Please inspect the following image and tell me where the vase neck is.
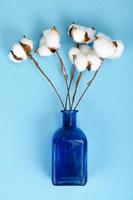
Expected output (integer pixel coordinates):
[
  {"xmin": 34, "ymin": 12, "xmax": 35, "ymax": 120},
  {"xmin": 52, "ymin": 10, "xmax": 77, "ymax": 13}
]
[{"xmin": 62, "ymin": 110, "xmax": 78, "ymax": 129}]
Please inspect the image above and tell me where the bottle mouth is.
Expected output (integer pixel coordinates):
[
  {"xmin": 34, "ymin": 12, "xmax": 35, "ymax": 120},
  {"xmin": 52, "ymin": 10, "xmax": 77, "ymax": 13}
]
[{"xmin": 61, "ymin": 110, "xmax": 78, "ymax": 113}]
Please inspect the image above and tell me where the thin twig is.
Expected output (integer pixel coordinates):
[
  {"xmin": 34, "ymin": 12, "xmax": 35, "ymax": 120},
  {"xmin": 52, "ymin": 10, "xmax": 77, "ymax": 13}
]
[
  {"xmin": 65, "ymin": 43, "xmax": 80, "ymax": 110},
  {"xmin": 65, "ymin": 67, "xmax": 76, "ymax": 109},
  {"xmin": 29, "ymin": 53, "xmax": 65, "ymax": 109},
  {"xmin": 74, "ymin": 67, "xmax": 101, "ymax": 110},
  {"xmin": 71, "ymin": 72, "xmax": 82, "ymax": 110},
  {"xmin": 56, "ymin": 51, "xmax": 71, "ymax": 109}
]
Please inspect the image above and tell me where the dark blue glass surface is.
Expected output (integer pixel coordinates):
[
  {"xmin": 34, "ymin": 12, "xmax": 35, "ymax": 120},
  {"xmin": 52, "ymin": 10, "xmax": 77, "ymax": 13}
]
[{"xmin": 52, "ymin": 110, "xmax": 87, "ymax": 186}]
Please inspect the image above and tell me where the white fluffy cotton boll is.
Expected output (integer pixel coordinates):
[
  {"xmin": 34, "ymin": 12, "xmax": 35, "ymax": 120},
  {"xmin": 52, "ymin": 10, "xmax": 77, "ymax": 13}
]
[
  {"xmin": 72, "ymin": 28, "xmax": 86, "ymax": 43},
  {"xmin": 69, "ymin": 47, "xmax": 80, "ymax": 63},
  {"xmin": 37, "ymin": 44, "xmax": 53, "ymax": 57},
  {"xmin": 87, "ymin": 49, "xmax": 102, "ymax": 71},
  {"xmin": 93, "ymin": 33, "xmax": 116, "ymax": 59},
  {"xmin": 45, "ymin": 27, "xmax": 61, "ymax": 50},
  {"xmin": 20, "ymin": 37, "xmax": 33, "ymax": 51},
  {"xmin": 74, "ymin": 54, "xmax": 88, "ymax": 72},
  {"xmin": 79, "ymin": 44, "xmax": 91, "ymax": 56},
  {"xmin": 68, "ymin": 24, "xmax": 86, "ymax": 43},
  {"xmin": 13, "ymin": 43, "xmax": 27, "ymax": 59},
  {"xmin": 109, "ymin": 40, "xmax": 124, "ymax": 60},
  {"xmin": 69, "ymin": 24, "xmax": 96, "ymax": 43}
]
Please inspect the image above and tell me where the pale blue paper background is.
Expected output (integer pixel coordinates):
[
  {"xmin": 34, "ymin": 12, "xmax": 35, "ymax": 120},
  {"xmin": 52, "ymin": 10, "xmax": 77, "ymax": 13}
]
[{"xmin": 0, "ymin": 0, "xmax": 133, "ymax": 199}]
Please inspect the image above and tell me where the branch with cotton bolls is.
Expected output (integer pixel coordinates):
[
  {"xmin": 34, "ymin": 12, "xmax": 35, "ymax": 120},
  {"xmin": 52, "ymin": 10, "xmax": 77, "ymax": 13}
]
[
  {"xmin": 68, "ymin": 23, "xmax": 124, "ymax": 110},
  {"xmin": 9, "ymin": 36, "xmax": 65, "ymax": 109},
  {"xmin": 8, "ymin": 23, "xmax": 124, "ymax": 111},
  {"xmin": 36, "ymin": 26, "xmax": 71, "ymax": 109}
]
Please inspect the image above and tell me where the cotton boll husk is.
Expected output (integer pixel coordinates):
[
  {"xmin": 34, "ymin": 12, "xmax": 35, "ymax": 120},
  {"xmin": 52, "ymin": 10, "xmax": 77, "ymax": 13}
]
[
  {"xmin": 85, "ymin": 27, "xmax": 96, "ymax": 43},
  {"xmin": 12, "ymin": 43, "xmax": 27, "ymax": 60},
  {"xmin": 68, "ymin": 24, "xmax": 77, "ymax": 36},
  {"xmin": 69, "ymin": 47, "xmax": 80, "ymax": 63},
  {"xmin": 37, "ymin": 44, "xmax": 53, "ymax": 57},
  {"xmin": 8, "ymin": 52, "xmax": 23, "ymax": 63},
  {"xmin": 79, "ymin": 44, "xmax": 91, "ymax": 56},
  {"xmin": 93, "ymin": 35, "xmax": 116, "ymax": 59},
  {"xmin": 45, "ymin": 28, "xmax": 60, "ymax": 49},
  {"xmin": 20, "ymin": 37, "xmax": 33, "ymax": 51},
  {"xmin": 109, "ymin": 40, "xmax": 124, "ymax": 59},
  {"xmin": 74, "ymin": 54, "xmax": 88, "ymax": 72},
  {"xmin": 87, "ymin": 49, "xmax": 102, "ymax": 71}
]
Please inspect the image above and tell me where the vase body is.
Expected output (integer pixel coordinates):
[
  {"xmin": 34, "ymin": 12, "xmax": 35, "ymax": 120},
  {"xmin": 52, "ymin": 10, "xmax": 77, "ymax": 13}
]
[{"xmin": 52, "ymin": 110, "xmax": 87, "ymax": 186}]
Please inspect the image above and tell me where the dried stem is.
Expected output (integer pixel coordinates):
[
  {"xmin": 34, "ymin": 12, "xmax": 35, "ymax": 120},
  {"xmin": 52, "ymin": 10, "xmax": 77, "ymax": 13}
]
[
  {"xmin": 65, "ymin": 43, "xmax": 80, "ymax": 110},
  {"xmin": 74, "ymin": 67, "xmax": 101, "ymax": 110},
  {"xmin": 65, "ymin": 67, "xmax": 76, "ymax": 109},
  {"xmin": 29, "ymin": 53, "xmax": 65, "ymax": 109},
  {"xmin": 56, "ymin": 51, "xmax": 71, "ymax": 109},
  {"xmin": 71, "ymin": 72, "xmax": 82, "ymax": 110}
]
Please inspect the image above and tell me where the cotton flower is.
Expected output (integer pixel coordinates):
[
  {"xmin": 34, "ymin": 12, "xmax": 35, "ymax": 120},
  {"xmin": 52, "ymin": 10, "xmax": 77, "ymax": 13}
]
[
  {"xmin": 69, "ymin": 47, "xmax": 80, "ymax": 63},
  {"xmin": 87, "ymin": 49, "xmax": 103, "ymax": 71},
  {"xmin": 69, "ymin": 44, "xmax": 92, "ymax": 72},
  {"xmin": 9, "ymin": 36, "xmax": 33, "ymax": 63},
  {"xmin": 69, "ymin": 46, "xmax": 88, "ymax": 72},
  {"xmin": 68, "ymin": 23, "xmax": 96, "ymax": 44},
  {"xmin": 20, "ymin": 36, "xmax": 33, "ymax": 52},
  {"xmin": 74, "ymin": 54, "xmax": 88, "ymax": 72},
  {"xmin": 44, "ymin": 27, "xmax": 61, "ymax": 50},
  {"xmin": 69, "ymin": 44, "xmax": 103, "ymax": 72},
  {"xmin": 93, "ymin": 33, "xmax": 116, "ymax": 59},
  {"xmin": 9, "ymin": 43, "xmax": 26, "ymax": 63},
  {"xmin": 37, "ymin": 27, "xmax": 61, "ymax": 57},
  {"xmin": 109, "ymin": 40, "xmax": 124, "ymax": 59}
]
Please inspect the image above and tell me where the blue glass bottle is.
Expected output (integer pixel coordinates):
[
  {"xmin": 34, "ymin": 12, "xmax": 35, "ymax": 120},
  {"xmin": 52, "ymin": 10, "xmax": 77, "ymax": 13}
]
[{"xmin": 52, "ymin": 110, "xmax": 87, "ymax": 186}]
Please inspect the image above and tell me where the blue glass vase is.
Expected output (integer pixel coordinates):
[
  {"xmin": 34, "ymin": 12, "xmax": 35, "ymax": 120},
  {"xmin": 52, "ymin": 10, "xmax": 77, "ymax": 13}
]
[{"xmin": 52, "ymin": 110, "xmax": 87, "ymax": 186}]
